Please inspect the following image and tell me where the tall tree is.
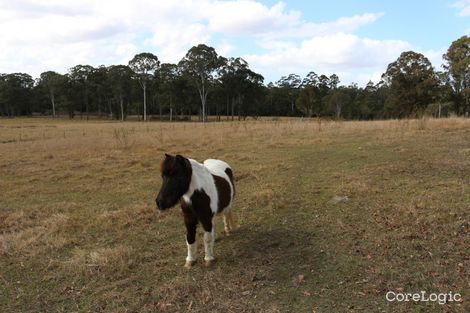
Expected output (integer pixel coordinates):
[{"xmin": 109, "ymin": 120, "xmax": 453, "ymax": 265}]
[
  {"xmin": 382, "ymin": 51, "xmax": 438, "ymax": 117},
  {"xmin": 443, "ymin": 35, "xmax": 470, "ymax": 115},
  {"xmin": 219, "ymin": 57, "xmax": 264, "ymax": 120},
  {"xmin": 317, "ymin": 75, "xmax": 331, "ymax": 95},
  {"xmin": 89, "ymin": 66, "xmax": 112, "ymax": 118},
  {"xmin": 297, "ymin": 85, "xmax": 319, "ymax": 117},
  {"xmin": 219, "ymin": 57, "xmax": 246, "ymax": 119},
  {"xmin": 326, "ymin": 87, "xmax": 351, "ymax": 119},
  {"xmin": 0, "ymin": 73, "xmax": 34, "ymax": 116},
  {"xmin": 277, "ymin": 74, "xmax": 302, "ymax": 114},
  {"xmin": 128, "ymin": 52, "xmax": 160, "ymax": 121},
  {"xmin": 39, "ymin": 71, "xmax": 63, "ymax": 117},
  {"xmin": 157, "ymin": 63, "xmax": 180, "ymax": 121},
  {"xmin": 297, "ymin": 71, "xmax": 332, "ymax": 117},
  {"xmin": 328, "ymin": 74, "xmax": 340, "ymax": 89},
  {"xmin": 108, "ymin": 65, "xmax": 133, "ymax": 121},
  {"xmin": 179, "ymin": 44, "xmax": 223, "ymax": 122},
  {"xmin": 302, "ymin": 71, "xmax": 319, "ymax": 86},
  {"xmin": 0, "ymin": 74, "xmax": 6, "ymax": 116},
  {"xmin": 68, "ymin": 65, "xmax": 95, "ymax": 120},
  {"xmin": 59, "ymin": 75, "xmax": 76, "ymax": 119}
]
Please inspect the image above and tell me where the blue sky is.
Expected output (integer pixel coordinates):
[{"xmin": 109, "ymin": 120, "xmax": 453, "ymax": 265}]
[
  {"xmin": 0, "ymin": 0, "xmax": 469, "ymax": 86},
  {"xmin": 296, "ymin": 0, "xmax": 465, "ymax": 50}
]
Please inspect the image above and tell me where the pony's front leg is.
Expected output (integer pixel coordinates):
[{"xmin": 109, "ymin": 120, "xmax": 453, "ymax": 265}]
[
  {"xmin": 183, "ymin": 212, "xmax": 198, "ymax": 268},
  {"xmin": 202, "ymin": 217, "xmax": 216, "ymax": 266}
]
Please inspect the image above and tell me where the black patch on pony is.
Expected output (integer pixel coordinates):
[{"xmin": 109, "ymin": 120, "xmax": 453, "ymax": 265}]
[
  {"xmin": 181, "ymin": 189, "xmax": 214, "ymax": 237},
  {"xmin": 156, "ymin": 154, "xmax": 192, "ymax": 210},
  {"xmin": 225, "ymin": 168, "xmax": 235, "ymax": 196},
  {"xmin": 212, "ymin": 174, "xmax": 231, "ymax": 213}
]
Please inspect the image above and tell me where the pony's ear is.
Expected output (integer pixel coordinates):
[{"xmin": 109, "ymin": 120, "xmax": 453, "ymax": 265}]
[
  {"xmin": 176, "ymin": 155, "xmax": 191, "ymax": 174},
  {"xmin": 175, "ymin": 154, "xmax": 185, "ymax": 164},
  {"xmin": 164, "ymin": 153, "xmax": 172, "ymax": 159}
]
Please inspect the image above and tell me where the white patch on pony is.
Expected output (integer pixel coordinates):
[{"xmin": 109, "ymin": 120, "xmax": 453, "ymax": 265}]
[
  {"xmin": 203, "ymin": 225, "xmax": 215, "ymax": 261},
  {"xmin": 186, "ymin": 241, "xmax": 197, "ymax": 262},
  {"xmin": 182, "ymin": 159, "xmax": 221, "ymax": 214},
  {"xmin": 203, "ymin": 159, "xmax": 234, "ymax": 213}
]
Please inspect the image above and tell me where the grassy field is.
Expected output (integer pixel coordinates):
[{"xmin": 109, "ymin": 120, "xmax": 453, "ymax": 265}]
[{"xmin": 0, "ymin": 117, "xmax": 469, "ymax": 313}]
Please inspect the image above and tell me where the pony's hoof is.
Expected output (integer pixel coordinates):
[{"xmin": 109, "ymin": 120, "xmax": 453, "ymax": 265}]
[
  {"xmin": 224, "ymin": 229, "xmax": 231, "ymax": 236},
  {"xmin": 184, "ymin": 260, "xmax": 196, "ymax": 268},
  {"xmin": 204, "ymin": 259, "xmax": 216, "ymax": 267}
]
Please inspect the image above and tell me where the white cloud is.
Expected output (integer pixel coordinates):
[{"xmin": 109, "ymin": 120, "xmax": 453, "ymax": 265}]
[
  {"xmin": 452, "ymin": 0, "xmax": 470, "ymax": 16},
  {"xmin": 205, "ymin": 1, "xmax": 382, "ymax": 38},
  {"xmin": 144, "ymin": 22, "xmax": 210, "ymax": 63},
  {"xmin": 216, "ymin": 41, "xmax": 235, "ymax": 57},
  {"xmin": 245, "ymin": 33, "xmax": 411, "ymax": 85},
  {"xmin": 207, "ymin": 1, "xmax": 300, "ymax": 35},
  {"xmin": 266, "ymin": 12, "xmax": 384, "ymax": 39},
  {"xmin": 0, "ymin": 0, "xmax": 209, "ymax": 75},
  {"xmin": 422, "ymin": 48, "xmax": 446, "ymax": 71},
  {"xmin": 0, "ymin": 0, "xmax": 416, "ymax": 86}
]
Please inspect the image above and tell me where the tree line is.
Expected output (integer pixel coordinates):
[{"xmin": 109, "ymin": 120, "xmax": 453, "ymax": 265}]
[{"xmin": 1, "ymin": 36, "xmax": 470, "ymax": 121}]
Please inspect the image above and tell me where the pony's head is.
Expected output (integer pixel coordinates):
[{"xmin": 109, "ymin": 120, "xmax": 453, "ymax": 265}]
[{"xmin": 156, "ymin": 154, "xmax": 192, "ymax": 210}]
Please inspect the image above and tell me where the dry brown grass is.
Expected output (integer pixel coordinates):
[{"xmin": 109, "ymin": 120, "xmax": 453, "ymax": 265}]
[
  {"xmin": 66, "ymin": 245, "xmax": 133, "ymax": 269},
  {"xmin": 0, "ymin": 212, "xmax": 75, "ymax": 256},
  {"xmin": 0, "ymin": 117, "xmax": 469, "ymax": 312}
]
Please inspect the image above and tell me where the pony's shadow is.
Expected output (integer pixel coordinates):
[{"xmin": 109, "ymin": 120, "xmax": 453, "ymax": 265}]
[{"xmin": 218, "ymin": 223, "xmax": 325, "ymax": 277}]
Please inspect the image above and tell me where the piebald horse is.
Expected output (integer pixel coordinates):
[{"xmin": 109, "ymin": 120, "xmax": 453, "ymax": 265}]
[{"xmin": 156, "ymin": 154, "xmax": 236, "ymax": 268}]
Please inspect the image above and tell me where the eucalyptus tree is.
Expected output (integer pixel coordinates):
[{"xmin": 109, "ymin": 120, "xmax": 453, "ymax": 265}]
[
  {"xmin": 302, "ymin": 71, "xmax": 319, "ymax": 86},
  {"xmin": 0, "ymin": 74, "xmax": 6, "ymax": 116},
  {"xmin": 277, "ymin": 73, "xmax": 302, "ymax": 114},
  {"xmin": 326, "ymin": 87, "xmax": 350, "ymax": 119},
  {"xmin": 328, "ymin": 74, "xmax": 340, "ymax": 90},
  {"xmin": 219, "ymin": 57, "xmax": 264, "ymax": 120},
  {"xmin": 68, "ymin": 65, "xmax": 95, "ymax": 119},
  {"xmin": 297, "ymin": 71, "xmax": 324, "ymax": 117},
  {"xmin": 179, "ymin": 44, "xmax": 224, "ymax": 122},
  {"xmin": 382, "ymin": 51, "xmax": 438, "ymax": 117},
  {"xmin": 58, "ymin": 75, "xmax": 76, "ymax": 119},
  {"xmin": 89, "ymin": 65, "xmax": 113, "ymax": 117},
  {"xmin": 173, "ymin": 69, "xmax": 198, "ymax": 119},
  {"xmin": 317, "ymin": 75, "xmax": 331, "ymax": 97},
  {"xmin": 443, "ymin": 35, "xmax": 470, "ymax": 115},
  {"xmin": 219, "ymin": 57, "xmax": 246, "ymax": 119},
  {"xmin": 38, "ymin": 71, "xmax": 63, "ymax": 117},
  {"xmin": 108, "ymin": 65, "xmax": 133, "ymax": 120},
  {"xmin": 0, "ymin": 73, "xmax": 34, "ymax": 116},
  {"xmin": 157, "ymin": 63, "xmax": 180, "ymax": 121},
  {"xmin": 237, "ymin": 64, "xmax": 264, "ymax": 118},
  {"xmin": 265, "ymin": 82, "xmax": 291, "ymax": 116},
  {"xmin": 128, "ymin": 52, "xmax": 160, "ymax": 121},
  {"xmin": 296, "ymin": 85, "xmax": 318, "ymax": 117}
]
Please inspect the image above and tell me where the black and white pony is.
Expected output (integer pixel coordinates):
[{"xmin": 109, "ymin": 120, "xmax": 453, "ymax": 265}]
[{"xmin": 156, "ymin": 154, "xmax": 236, "ymax": 268}]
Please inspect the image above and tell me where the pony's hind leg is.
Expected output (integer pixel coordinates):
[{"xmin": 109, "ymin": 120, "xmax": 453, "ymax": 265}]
[
  {"xmin": 223, "ymin": 212, "xmax": 232, "ymax": 235},
  {"xmin": 228, "ymin": 211, "xmax": 238, "ymax": 230},
  {"xmin": 223, "ymin": 210, "xmax": 238, "ymax": 235}
]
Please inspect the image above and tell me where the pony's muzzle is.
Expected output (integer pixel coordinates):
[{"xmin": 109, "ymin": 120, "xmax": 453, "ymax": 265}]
[
  {"xmin": 156, "ymin": 196, "xmax": 171, "ymax": 210},
  {"xmin": 156, "ymin": 198, "xmax": 164, "ymax": 210}
]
